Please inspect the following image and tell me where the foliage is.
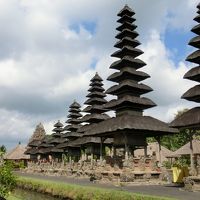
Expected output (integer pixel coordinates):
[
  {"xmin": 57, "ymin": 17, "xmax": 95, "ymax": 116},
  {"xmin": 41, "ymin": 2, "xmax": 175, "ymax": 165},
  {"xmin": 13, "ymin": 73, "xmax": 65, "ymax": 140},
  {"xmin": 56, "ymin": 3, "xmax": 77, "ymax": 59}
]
[
  {"xmin": 16, "ymin": 177, "xmax": 176, "ymax": 200},
  {"xmin": 172, "ymin": 157, "xmax": 190, "ymax": 168},
  {"xmin": 0, "ymin": 145, "xmax": 6, "ymax": 154},
  {"xmin": 162, "ymin": 161, "xmax": 172, "ymax": 169},
  {"xmin": 148, "ymin": 109, "xmax": 200, "ymax": 152},
  {"xmin": 0, "ymin": 153, "xmax": 17, "ymax": 198}
]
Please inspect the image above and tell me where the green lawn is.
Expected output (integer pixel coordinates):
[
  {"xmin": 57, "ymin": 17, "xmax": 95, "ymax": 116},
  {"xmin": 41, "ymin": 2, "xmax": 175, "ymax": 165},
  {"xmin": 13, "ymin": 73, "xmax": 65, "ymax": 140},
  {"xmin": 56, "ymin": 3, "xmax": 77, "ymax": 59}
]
[
  {"xmin": 14, "ymin": 176, "xmax": 177, "ymax": 200},
  {"xmin": 7, "ymin": 195, "xmax": 22, "ymax": 200}
]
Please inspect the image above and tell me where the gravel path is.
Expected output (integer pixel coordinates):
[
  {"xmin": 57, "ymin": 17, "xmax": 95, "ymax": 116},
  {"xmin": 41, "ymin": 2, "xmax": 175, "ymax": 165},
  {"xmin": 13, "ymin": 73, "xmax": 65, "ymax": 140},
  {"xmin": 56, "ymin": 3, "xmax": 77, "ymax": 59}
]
[{"xmin": 15, "ymin": 172, "xmax": 200, "ymax": 200}]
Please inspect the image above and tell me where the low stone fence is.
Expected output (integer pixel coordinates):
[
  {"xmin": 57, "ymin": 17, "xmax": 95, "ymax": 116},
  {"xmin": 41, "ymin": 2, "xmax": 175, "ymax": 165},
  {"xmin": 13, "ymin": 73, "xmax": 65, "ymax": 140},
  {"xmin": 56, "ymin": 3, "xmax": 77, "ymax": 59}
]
[{"xmin": 25, "ymin": 156, "xmax": 162, "ymax": 183}]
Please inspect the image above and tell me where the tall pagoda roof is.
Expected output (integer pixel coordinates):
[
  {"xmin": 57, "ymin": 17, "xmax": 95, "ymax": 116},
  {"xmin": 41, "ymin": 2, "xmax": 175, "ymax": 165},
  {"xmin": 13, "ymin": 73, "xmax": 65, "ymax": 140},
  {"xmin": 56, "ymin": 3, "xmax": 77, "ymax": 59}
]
[
  {"xmin": 51, "ymin": 120, "xmax": 64, "ymax": 137},
  {"xmin": 84, "ymin": 5, "xmax": 177, "ymax": 138},
  {"xmin": 104, "ymin": 5, "xmax": 156, "ymax": 116},
  {"xmin": 57, "ymin": 100, "xmax": 83, "ymax": 149},
  {"xmin": 68, "ymin": 73, "xmax": 111, "ymax": 147},
  {"xmin": 28, "ymin": 123, "xmax": 46, "ymax": 144},
  {"xmin": 81, "ymin": 73, "xmax": 110, "ymax": 123},
  {"xmin": 63, "ymin": 100, "xmax": 82, "ymax": 133},
  {"xmin": 170, "ymin": 3, "xmax": 200, "ymax": 129}
]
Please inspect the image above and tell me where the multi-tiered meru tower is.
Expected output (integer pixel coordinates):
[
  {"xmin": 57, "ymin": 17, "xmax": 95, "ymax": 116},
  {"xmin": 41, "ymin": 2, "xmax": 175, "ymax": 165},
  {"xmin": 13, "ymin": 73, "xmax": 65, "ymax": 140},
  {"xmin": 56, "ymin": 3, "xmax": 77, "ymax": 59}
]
[
  {"xmin": 171, "ymin": 3, "xmax": 200, "ymax": 129},
  {"xmin": 69, "ymin": 73, "xmax": 111, "ymax": 160},
  {"xmin": 57, "ymin": 101, "xmax": 83, "ymax": 160},
  {"xmin": 170, "ymin": 3, "xmax": 200, "ymax": 173},
  {"xmin": 85, "ymin": 5, "xmax": 177, "ymax": 160}
]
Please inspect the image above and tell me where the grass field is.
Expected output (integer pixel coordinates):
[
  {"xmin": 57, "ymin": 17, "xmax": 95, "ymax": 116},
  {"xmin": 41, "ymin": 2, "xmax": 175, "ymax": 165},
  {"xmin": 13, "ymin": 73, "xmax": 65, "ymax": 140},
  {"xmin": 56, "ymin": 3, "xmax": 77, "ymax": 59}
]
[{"xmin": 13, "ymin": 176, "xmax": 177, "ymax": 200}]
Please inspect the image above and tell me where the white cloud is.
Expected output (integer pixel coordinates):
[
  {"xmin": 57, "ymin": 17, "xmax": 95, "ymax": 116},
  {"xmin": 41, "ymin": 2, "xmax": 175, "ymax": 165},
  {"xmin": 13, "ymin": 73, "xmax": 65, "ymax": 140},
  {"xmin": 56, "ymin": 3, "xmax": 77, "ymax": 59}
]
[
  {"xmin": 142, "ymin": 30, "xmax": 197, "ymax": 122},
  {"xmin": 0, "ymin": 0, "xmax": 199, "ymax": 148}
]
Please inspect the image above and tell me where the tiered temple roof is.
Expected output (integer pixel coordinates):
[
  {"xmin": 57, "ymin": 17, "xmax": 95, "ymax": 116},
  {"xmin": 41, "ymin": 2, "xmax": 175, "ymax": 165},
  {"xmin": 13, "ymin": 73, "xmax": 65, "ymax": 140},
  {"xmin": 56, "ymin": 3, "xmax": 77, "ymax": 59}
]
[
  {"xmin": 36, "ymin": 136, "xmax": 53, "ymax": 155},
  {"xmin": 57, "ymin": 101, "xmax": 82, "ymax": 148},
  {"xmin": 73, "ymin": 73, "xmax": 110, "ymax": 147},
  {"xmin": 170, "ymin": 3, "xmax": 200, "ymax": 129},
  {"xmin": 85, "ymin": 5, "xmax": 177, "ymax": 138},
  {"xmin": 106, "ymin": 5, "xmax": 155, "ymax": 116},
  {"xmin": 64, "ymin": 101, "xmax": 82, "ymax": 133},
  {"xmin": 81, "ymin": 73, "xmax": 110, "ymax": 124},
  {"xmin": 29, "ymin": 123, "xmax": 46, "ymax": 143},
  {"xmin": 48, "ymin": 121, "xmax": 64, "ymax": 153},
  {"xmin": 25, "ymin": 123, "xmax": 46, "ymax": 155}
]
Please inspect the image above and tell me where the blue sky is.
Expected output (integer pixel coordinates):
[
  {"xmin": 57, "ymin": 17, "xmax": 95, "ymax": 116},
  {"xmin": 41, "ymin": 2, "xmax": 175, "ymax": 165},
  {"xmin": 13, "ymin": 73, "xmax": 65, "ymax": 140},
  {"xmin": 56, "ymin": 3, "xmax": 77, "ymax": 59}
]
[{"xmin": 0, "ymin": 0, "xmax": 199, "ymax": 150}]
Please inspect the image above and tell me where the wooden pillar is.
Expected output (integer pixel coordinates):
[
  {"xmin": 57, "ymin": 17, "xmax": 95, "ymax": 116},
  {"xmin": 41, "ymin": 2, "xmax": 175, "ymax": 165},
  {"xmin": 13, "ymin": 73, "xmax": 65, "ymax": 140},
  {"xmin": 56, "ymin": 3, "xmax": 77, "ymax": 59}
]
[
  {"xmin": 156, "ymin": 136, "xmax": 161, "ymax": 164},
  {"xmin": 144, "ymin": 145, "xmax": 147, "ymax": 157},
  {"xmin": 113, "ymin": 146, "xmax": 116, "ymax": 157},
  {"xmin": 100, "ymin": 137, "xmax": 103, "ymax": 162},
  {"xmin": 91, "ymin": 152, "xmax": 94, "ymax": 166},
  {"xmin": 125, "ymin": 135, "xmax": 129, "ymax": 161},
  {"xmin": 189, "ymin": 135, "xmax": 195, "ymax": 171}
]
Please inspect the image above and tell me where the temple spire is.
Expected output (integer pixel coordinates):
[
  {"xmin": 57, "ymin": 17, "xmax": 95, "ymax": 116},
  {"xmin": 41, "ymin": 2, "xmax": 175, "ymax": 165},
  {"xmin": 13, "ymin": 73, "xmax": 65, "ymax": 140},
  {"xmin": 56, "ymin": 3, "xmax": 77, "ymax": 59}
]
[
  {"xmin": 170, "ymin": 3, "xmax": 200, "ymax": 129},
  {"xmin": 64, "ymin": 101, "xmax": 82, "ymax": 132},
  {"xmin": 182, "ymin": 4, "xmax": 200, "ymax": 103},
  {"xmin": 105, "ymin": 4, "xmax": 156, "ymax": 117},
  {"xmin": 81, "ymin": 73, "xmax": 109, "ymax": 123}
]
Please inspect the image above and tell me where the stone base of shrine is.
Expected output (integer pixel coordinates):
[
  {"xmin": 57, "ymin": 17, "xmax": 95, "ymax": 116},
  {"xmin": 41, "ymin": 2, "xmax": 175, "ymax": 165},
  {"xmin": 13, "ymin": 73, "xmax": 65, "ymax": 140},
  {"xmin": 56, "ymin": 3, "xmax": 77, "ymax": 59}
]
[
  {"xmin": 184, "ymin": 176, "xmax": 200, "ymax": 191},
  {"xmin": 25, "ymin": 156, "xmax": 166, "ymax": 184},
  {"xmin": 89, "ymin": 170, "xmax": 162, "ymax": 184}
]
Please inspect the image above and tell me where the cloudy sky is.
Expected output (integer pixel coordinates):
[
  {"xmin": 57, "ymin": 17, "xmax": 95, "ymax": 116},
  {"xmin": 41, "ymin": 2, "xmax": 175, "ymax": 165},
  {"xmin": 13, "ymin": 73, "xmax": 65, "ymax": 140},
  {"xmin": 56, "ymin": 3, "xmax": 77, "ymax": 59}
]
[{"xmin": 0, "ymin": 0, "xmax": 199, "ymax": 149}]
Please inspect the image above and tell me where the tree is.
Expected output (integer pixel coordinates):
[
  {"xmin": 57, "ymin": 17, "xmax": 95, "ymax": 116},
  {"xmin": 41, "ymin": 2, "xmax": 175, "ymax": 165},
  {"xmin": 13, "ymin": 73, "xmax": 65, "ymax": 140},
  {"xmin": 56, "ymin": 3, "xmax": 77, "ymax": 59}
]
[
  {"xmin": 160, "ymin": 109, "xmax": 200, "ymax": 151},
  {"xmin": 0, "ymin": 146, "xmax": 6, "ymax": 154}
]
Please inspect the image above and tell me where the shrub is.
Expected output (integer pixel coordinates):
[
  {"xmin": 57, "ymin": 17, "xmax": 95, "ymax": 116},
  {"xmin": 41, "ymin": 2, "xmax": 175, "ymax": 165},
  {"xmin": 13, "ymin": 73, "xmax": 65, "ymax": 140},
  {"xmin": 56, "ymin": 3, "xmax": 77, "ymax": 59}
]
[{"xmin": 0, "ymin": 155, "xmax": 17, "ymax": 198}]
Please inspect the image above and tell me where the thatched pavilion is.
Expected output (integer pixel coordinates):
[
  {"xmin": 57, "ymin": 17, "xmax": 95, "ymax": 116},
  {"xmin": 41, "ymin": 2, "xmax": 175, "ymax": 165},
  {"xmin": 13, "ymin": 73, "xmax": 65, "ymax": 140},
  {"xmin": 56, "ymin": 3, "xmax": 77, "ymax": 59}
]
[
  {"xmin": 5, "ymin": 143, "xmax": 30, "ymax": 167},
  {"xmin": 173, "ymin": 139, "xmax": 200, "ymax": 156},
  {"xmin": 170, "ymin": 3, "xmax": 200, "ymax": 173},
  {"xmin": 84, "ymin": 5, "xmax": 178, "ymax": 167},
  {"xmin": 134, "ymin": 142, "xmax": 173, "ymax": 164}
]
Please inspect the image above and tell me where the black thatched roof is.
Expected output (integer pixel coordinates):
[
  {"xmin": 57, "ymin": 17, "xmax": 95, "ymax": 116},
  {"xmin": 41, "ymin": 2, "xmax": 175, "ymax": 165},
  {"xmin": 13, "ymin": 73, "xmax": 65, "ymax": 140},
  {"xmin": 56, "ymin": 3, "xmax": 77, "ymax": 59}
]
[
  {"xmin": 171, "ymin": 3, "xmax": 200, "ymax": 129},
  {"xmin": 50, "ymin": 147, "xmax": 64, "ymax": 153},
  {"xmin": 38, "ymin": 147, "xmax": 52, "ymax": 154},
  {"xmin": 28, "ymin": 140, "xmax": 41, "ymax": 147},
  {"xmin": 52, "ymin": 120, "xmax": 64, "ymax": 134},
  {"xmin": 182, "ymin": 85, "xmax": 200, "ymax": 102},
  {"xmin": 104, "ymin": 5, "xmax": 156, "ymax": 116},
  {"xmin": 84, "ymin": 115, "xmax": 178, "ymax": 137},
  {"xmin": 107, "ymin": 67, "xmax": 150, "ymax": 82},
  {"xmin": 64, "ymin": 100, "xmax": 82, "ymax": 132},
  {"xmin": 80, "ymin": 113, "xmax": 109, "ymax": 123},
  {"xmin": 81, "ymin": 73, "xmax": 110, "ymax": 124},
  {"xmin": 184, "ymin": 66, "xmax": 200, "ymax": 81},
  {"xmin": 28, "ymin": 123, "xmax": 46, "ymax": 144},
  {"xmin": 170, "ymin": 107, "xmax": 200, "ymax": 129},
  {"xmin": 48, "ymin": 137, "xmax": 64, "ymax": 144},
  {"xmin": 104, "ymin": 95, "xmax": 156, "ymax": 111},
  {"xmin": 67, "ymin": 137, "xmax": 113, "ymax": 147},
  {"xmin": 25, "ymin": 148, "xmax": 39, "ymax": 155},
  {"xmin": 79, "ymin": 5, "xmax": 178, "ymax": 138}
]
